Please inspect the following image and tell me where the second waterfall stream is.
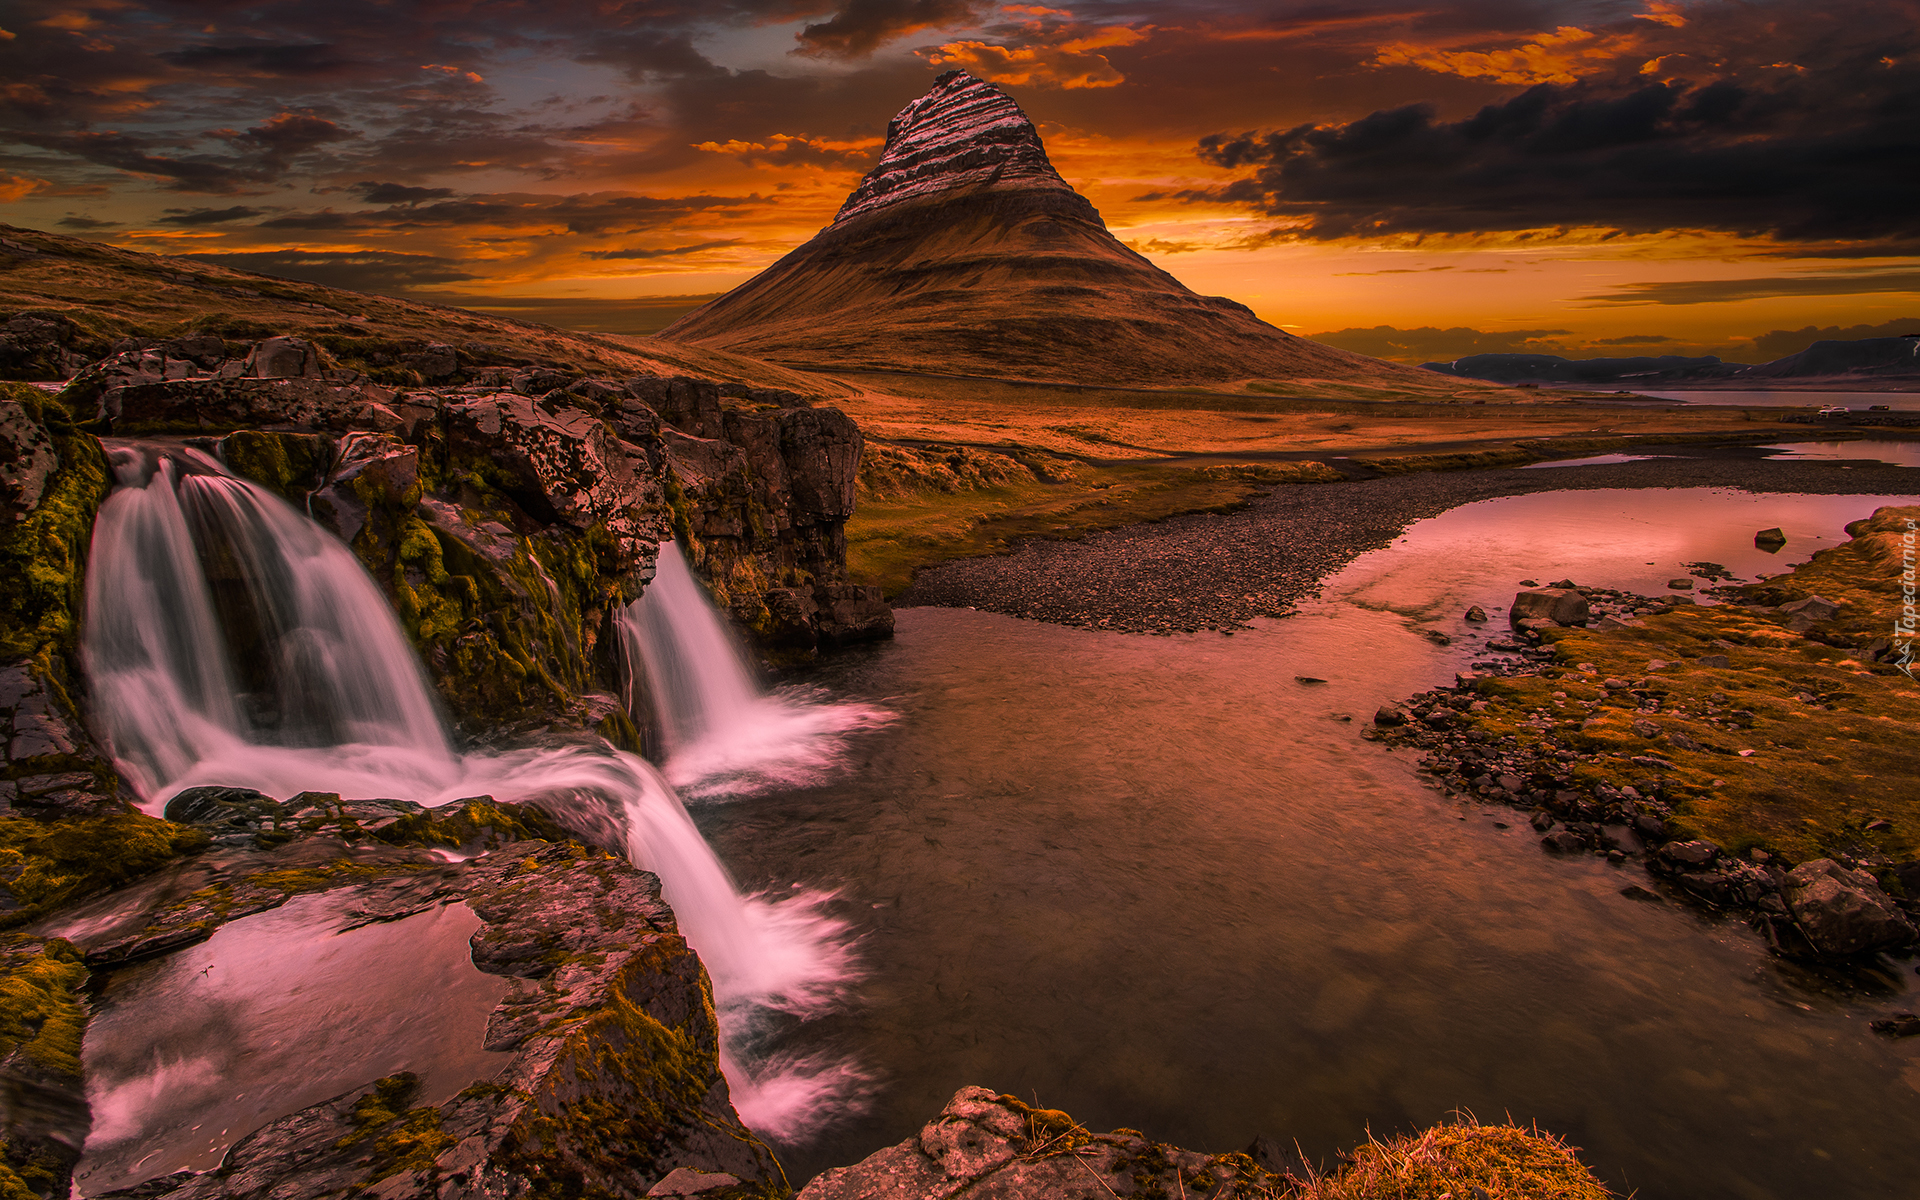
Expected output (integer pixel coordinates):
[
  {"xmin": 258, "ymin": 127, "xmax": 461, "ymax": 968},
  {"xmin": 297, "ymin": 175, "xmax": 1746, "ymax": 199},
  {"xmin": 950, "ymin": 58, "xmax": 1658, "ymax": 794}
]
[{"xmin": 82, "ymin": 445, "xmax": 883, "ymax": 1139}]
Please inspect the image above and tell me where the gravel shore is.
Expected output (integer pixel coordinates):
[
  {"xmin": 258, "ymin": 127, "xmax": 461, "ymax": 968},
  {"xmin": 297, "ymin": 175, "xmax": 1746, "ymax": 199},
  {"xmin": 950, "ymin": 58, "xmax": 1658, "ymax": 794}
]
[{"xmin": 896, "ymin": 455, "xmax": 1920, "ymax": 632}]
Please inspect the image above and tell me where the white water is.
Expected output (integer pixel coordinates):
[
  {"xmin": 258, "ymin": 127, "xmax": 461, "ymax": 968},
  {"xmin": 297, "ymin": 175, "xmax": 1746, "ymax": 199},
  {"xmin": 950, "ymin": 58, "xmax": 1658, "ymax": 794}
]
[
  {"xmin": 82, "ymin": 448, "xmax": 866, "ymax": 1141},
  {"xmin": 622, "ymin": 541, "xmax": 891, "ymax": 799}
]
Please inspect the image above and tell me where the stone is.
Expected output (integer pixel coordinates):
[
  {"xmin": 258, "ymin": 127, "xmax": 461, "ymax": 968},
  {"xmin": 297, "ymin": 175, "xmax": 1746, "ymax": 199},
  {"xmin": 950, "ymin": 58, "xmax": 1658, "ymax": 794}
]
[
  {"xmin": 1509, "ymin": 588, "xmax": 1588, "ymax": 628},
  {"xmin": 1631, "ymin": 719, "xmax": 1661, "ymax": 738},
  {"xmin": 0, "ymin": 398, "xmax": 60, "ymax": 522},
  {"xmin": 647, "ymin": 1168, "xmax": 744, "ymax": 1196},
  {"xmin": 1754, "ymin": 527, "xmax": 1787, "ymax": 547},
  {"xmin": 1659, "ymin": 840, "xmax": 1718, "ymax": 868},
  {"xmin": 243, "ymin": 336, "xmax": 325, "ymax": 379},
  {"xmin": 399, "ymin": 343, "xmax": 459, "ymax": 379},
  {"xmin": 1871, "ymin": 1013, "xmax": 1920, "ymax": 1038},
  {"xmin": 1667, "ymin": 577, "xmax": 1693, "ymax": 589},
  {"xmin": 1696, "ymin": 654, "xmax": 1730, "ymax": 668},
  {"xmin": 1779, "ymin": 594, "xmax": 1840, "ymax": 622},
  {"xmin": 1542, "ymin": 831, "xmax": 1586, "ymax": 853},
  {"xmin": 1464, "ymin": 604, "xmax": 1488, "ymax": 621},
  {"xmin": 1784, "ymin": 858, "xmax": 1916, "ymax": 956},
  {"xmin": 1373, "ymin": 707, "xmax": 1407, "ymax": 727}
]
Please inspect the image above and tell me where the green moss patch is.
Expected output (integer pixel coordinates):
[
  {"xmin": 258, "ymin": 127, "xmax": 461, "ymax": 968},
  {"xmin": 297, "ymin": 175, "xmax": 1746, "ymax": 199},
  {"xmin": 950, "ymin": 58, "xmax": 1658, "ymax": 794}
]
[
  {"xmin": 0, "ymin": 384, "xmax": 109, "ymax": 664},
  {"xmin": 0, "ymin": 938, "xmax": 87, "ymax": 1079},
  {"xmin": 0, "ymin": 814, "xmax": 207, "ymax": 928}
]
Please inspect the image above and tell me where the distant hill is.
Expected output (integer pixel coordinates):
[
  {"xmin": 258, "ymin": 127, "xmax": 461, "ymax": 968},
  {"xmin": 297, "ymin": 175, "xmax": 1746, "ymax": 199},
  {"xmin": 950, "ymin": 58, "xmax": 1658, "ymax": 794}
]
[
  {"xmin": 1421, "ymin": 335, "xmax": 1920, "ymax": 390},
  {"xmin": 0, "ymin": 224, "xmax": 829, "ymax": 393},
  {"xmin": 661, "ymin": 71, "xmax": 1456, "ymax": 392}
]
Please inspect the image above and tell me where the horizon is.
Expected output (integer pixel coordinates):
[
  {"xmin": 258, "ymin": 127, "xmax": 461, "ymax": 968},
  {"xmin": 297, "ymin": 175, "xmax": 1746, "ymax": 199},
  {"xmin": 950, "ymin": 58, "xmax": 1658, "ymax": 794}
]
[{"xmin": 2, "ymin": 0, "xmax": 1915, "ymax": 363}]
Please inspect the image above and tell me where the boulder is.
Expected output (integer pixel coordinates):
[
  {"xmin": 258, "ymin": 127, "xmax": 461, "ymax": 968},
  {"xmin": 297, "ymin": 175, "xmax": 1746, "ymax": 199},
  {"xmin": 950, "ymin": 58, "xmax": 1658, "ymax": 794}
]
[
  {"xmin": 1784, "ymin": 858, "xmax": 1916, "ymax": 956},
  {"xmin": 1463, "ymin": 604, "xmax": 1488, "ymax": 622},
  {"xmin": 1509, "ymin": 588, "xmax": 1589, "ymax": 628},
  {"xmin": 1754, "ymin": 527, "xmax": 1787, "ymax": 548},
  {"xmin": 1659, "ymin": 840, "xmax": 1718, "ymax": 868},
  {"xmin": 1667, "ymin": 577, "xmax": 1693, "ymax": 590},
  {"xmin": 0, "ymin": 310, "xmax": 96, "ymax": 379},
  {"xmin": 243, "ymin": 336, "xmax": 325, "ymax": 379},
  {"xmin": 1779, "ymin": 594, "xmax": 1840, "ymax": 622}
]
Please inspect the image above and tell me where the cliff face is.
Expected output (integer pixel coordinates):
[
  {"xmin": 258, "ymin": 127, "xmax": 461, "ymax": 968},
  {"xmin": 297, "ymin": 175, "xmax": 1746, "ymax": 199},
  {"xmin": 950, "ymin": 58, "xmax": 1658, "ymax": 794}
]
[{"xmin": 661, "ymin": 72, "xmax": 1452, "ymax": 391}]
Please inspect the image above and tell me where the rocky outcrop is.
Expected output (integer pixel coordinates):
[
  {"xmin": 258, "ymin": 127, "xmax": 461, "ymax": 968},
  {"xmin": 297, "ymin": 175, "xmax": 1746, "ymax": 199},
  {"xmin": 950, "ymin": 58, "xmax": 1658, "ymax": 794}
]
[
  {"xmin": 661, "ymin": 73, "xmax": 1467, "ymax": 392},
  {"xmin": 831, "ymin": 71, "xmax": 1075, "ymax": 225},
  {"xmin": 0, "ymin": 384, "xmax": 121, "ymax": 803},
  {"xmin": 0, "ymin": 311, "xmax": 102, "ymax": 381},
  {"xmin": 47, "ymin": 342, "xmax": 889, "ymax": 742},
  {"xmin": 797, "ymin": 1087, "xmax": 1285, "ymax": 1200}
]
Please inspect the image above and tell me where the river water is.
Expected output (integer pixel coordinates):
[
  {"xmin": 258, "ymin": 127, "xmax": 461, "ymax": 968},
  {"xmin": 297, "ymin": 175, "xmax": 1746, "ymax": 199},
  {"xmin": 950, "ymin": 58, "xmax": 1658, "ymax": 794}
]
[{"xmin": 695, "ymin": 488, "xmax": 1920, "ymax": 1200}]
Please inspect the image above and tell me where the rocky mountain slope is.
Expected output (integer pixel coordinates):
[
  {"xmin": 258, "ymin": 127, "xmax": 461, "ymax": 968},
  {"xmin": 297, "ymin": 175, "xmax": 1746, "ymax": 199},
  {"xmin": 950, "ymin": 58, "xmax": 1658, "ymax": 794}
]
[{"xmin": 660, "ymin": 72, "xmax": 1459, "ymax": 391}]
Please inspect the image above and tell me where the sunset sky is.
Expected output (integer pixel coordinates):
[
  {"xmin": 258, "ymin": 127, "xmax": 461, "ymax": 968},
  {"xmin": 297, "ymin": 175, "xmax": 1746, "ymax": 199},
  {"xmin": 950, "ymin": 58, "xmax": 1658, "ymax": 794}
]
[{"xmin": 2, "ymin": 0, "xmax": 1915, "ymax": 363}]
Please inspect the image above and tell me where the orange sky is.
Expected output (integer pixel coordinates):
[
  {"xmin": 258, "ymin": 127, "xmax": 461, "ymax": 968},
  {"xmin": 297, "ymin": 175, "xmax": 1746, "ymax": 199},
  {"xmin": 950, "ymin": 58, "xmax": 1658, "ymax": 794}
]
[{"xmin": 2, "ymin": 0, "xmax": 1914, "ymax": 362}]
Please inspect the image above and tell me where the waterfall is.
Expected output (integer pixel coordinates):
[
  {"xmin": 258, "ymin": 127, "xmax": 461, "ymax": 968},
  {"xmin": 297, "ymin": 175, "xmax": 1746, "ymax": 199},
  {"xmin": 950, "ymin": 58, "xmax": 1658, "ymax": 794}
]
[
  {"xmin": 82, "ymin": 447, "xmax": 863, "ymax": 1140},
  {"xmin": 622, "ymin": 541, "xmax": 891, "ymax": 799}
]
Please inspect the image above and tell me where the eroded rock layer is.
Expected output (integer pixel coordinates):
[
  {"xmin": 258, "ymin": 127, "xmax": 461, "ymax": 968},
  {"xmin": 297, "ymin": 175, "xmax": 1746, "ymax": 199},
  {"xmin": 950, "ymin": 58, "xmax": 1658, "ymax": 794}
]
[{"xmin": 661, "ymin": 72, "xmax": 1456, "ymax": 391}]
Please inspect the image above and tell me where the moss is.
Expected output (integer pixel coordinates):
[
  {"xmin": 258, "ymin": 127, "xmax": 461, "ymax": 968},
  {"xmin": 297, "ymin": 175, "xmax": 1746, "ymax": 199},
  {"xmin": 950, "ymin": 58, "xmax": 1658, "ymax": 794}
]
[
  {"xmin": 0, "ymin": 939, "xmax": 87, "ymax": 1079},
  {"xmin": 1441, "ymin": 507, "xmax": 1920, "ymax": 863},
  {"xmin": 0, "ymin": 815, "xmax": 208, "ymax": 928},
  {"xmin": 501, "ymin": 936, "xmax": 786, "ymax": 1199},
  {"xmin": 218, "ymin": 430, "xmax": 331, "ymax": 502},
  {"xmin": 0, "ymin": 384, "xmax": 110, "ymax": 663},
  {"xmin": 1302, "ymin": 1115, "xmax": 1612, "ymax": 1200}
]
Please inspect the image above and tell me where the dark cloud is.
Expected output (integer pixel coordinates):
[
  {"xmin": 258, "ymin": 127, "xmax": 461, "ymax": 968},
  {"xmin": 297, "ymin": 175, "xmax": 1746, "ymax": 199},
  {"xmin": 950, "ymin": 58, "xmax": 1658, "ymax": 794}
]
[
  {"xmin": 258, "ymin": 192, "xmax": 761, "ymax": 236},
  {"xmin": 14, "ymin": 131, "xmax": 258, "ymax": 192},
  {"xmin": 160, "ymin": 206, "xmax": 265, "ymax": 225},
  {"xmin": 795, "ymin": 0, "xmax": 990, "ymax": 58},
  {"xmin": 1179, "ymin": 8, "xmax": 1920, "ymax": 245},
  {"xmin": 56, "ymin": 216, "xmax": 119, "ymax": 229},
  {"xmin": 1581, "ymin": 269, "xmax": 1920, "ymax": 306},
  {"xmin": 1753, "ymin": 317, "xmax": 1920, "ymax": 359},
  {"xmin": 1595, "ymin": 334, "xmax": 1675, "ymax": 345},
  {"xmin": 350, "ymin": 182, "xmax": 457, "ymax": 205},
  {"xmin": 159, "ymin": 43, "xmax": 350, "ymax": 77},
  {"xmin": 1307, "ymin": 324, "xmax": 1572, "ymax": 361},
  {"xmin": 182, "ymin": 248, "xmax": 479, "ymax": 293},
  {"xmin": 584, "ymin": 240, "xmax": 742, "ymax": 259}
]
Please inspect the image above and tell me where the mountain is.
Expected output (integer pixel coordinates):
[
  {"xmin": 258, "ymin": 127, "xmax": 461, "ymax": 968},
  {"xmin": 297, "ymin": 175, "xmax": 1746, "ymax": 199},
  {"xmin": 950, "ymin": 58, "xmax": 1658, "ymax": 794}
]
[
  {"xmin": 1421, "ymin": 335, "xmax": 1920, "ymax": 390},
  {"xmin": 660, "ymin": 71, "xmax": 1449, "ymax": 390}
]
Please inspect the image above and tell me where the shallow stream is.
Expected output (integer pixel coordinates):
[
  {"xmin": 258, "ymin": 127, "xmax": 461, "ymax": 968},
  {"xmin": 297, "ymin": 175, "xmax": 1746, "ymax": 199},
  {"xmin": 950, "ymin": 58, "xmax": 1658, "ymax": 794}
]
[{"xmin": 696, "ymin": 488, "xmax": 1920, "ymax": 1200}]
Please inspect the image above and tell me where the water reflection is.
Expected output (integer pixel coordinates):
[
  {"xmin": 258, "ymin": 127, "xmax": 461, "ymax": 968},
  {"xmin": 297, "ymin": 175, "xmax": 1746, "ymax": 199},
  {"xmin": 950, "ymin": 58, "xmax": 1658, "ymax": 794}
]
[{"xmin": 702, "ymin": 488, "xmax": 1920, "ymax": 1200}]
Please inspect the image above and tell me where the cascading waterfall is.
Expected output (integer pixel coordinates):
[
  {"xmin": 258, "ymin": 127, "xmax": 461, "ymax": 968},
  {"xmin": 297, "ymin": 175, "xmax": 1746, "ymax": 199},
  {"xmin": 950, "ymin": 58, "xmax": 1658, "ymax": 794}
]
[
  {"xmin": 82, "ymin": 447, "xmax": 864, "ymax": 1140},
  {"xmin": 622, "ymin": 541, "xmax": 890, "ymax": 798}
]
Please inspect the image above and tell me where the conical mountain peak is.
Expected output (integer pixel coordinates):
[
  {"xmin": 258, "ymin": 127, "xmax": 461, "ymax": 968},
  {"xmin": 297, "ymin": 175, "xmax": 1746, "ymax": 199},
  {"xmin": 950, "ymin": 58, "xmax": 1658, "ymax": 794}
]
[
  {"xmin": 832, "ymin": 71, "xmax": 1072, "ymax": 225},
  {"xmin": 661, "ymin": 74, "xmax": 1455, "ymax": 390}
]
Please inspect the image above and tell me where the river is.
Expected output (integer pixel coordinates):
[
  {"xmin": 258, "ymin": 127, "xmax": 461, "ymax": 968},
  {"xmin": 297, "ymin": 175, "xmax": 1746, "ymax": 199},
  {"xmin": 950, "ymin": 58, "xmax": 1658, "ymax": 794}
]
[{"xmin": 693, "ymin": 487, "xmax": 1920, "ymax": 1200}]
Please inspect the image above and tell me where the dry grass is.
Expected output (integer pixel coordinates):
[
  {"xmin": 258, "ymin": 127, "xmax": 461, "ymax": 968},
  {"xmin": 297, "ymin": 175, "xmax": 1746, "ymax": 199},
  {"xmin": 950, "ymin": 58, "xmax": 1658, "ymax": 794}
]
[
  {"xmin": 1301, "ymin": 1114, "xmax": 1615, "ymax": 1200},
  {"xmin": 847, "ymin": 450, "xmax": 1338, "ymax": 595}
]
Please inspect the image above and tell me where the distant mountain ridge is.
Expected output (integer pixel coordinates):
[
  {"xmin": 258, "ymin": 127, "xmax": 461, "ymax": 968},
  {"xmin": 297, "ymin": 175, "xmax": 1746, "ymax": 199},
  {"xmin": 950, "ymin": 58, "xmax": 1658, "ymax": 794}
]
[
  {"xmin": 661, "ymin": 72, "xmax": 1455, "ymax": 391},
  {"xmin": 1422, "ymin": 335, "xmax": 1920, "ymax": 390}
]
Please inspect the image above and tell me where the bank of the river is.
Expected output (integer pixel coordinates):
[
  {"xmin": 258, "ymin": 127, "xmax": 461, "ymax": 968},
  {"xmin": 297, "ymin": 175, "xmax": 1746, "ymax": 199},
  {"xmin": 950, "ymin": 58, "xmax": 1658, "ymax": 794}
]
[{"xmin": 898, "ymin": 454, "xmax": 1920, "ymax": 632}]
